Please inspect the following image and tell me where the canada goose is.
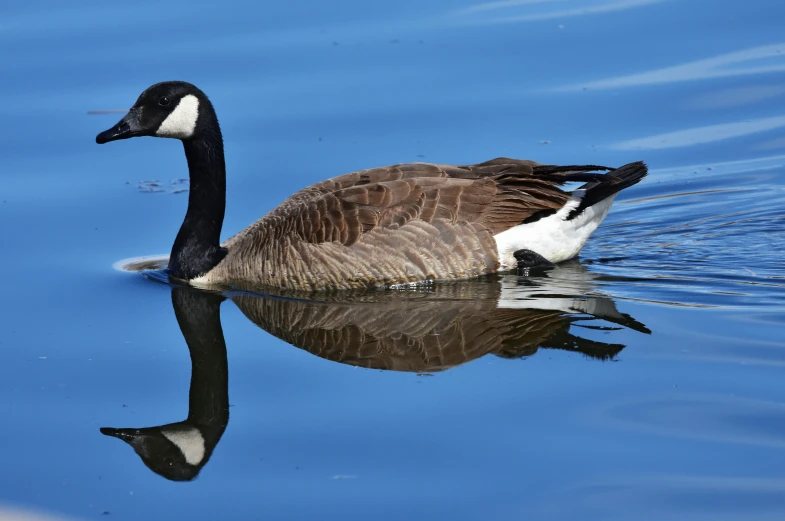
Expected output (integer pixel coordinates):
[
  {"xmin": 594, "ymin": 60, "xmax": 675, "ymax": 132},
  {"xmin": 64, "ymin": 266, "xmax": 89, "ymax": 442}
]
[{"xmin": 97, "ymin": 81, "xmax": 647, "ymax": 291}]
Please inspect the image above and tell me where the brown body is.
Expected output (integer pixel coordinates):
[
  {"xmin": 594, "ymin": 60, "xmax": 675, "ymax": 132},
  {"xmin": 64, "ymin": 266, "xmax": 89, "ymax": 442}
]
[{"xmin": 199, "ymin": 158, "xmax": 619, "ymax": 290}]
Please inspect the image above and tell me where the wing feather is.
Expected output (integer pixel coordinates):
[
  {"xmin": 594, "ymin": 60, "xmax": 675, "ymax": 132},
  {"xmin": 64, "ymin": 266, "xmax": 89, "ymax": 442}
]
[{"xmin": 225, "ymin": 160, "xmax": 614, "ymax": 250}]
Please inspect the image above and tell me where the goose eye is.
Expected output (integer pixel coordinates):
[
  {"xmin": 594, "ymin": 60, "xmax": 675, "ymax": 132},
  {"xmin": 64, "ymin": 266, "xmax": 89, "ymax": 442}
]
[{"xmin": 158, "ymin": 96, "xmax": 171, "ymax": 107}]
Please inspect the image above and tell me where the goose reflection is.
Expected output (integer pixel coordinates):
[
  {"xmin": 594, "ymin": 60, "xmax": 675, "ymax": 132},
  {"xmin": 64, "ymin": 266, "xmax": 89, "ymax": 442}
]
[
  {"xmin": 101, "ymin": 289, "xmax": 229, "ymax": 481},
  {"xmin": 102, "ymin": 260, "xmax": 649, "ymax": 480}
]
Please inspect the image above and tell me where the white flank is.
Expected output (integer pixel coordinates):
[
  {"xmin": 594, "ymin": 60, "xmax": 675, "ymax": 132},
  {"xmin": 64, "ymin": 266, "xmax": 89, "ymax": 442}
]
[
  {"xmin": 162, "ymin": 427, "xmax": 206, "ymax": 465},
  {"xmin": 493, "ymin": 191, "xmax": 616, "ymax": 269},
  {"xmin": 156, "ymin": 94, "xmax": 200, "ymax": 138}
]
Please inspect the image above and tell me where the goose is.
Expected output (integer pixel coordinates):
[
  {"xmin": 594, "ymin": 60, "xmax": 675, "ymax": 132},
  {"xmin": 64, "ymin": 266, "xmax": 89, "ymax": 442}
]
[{"xmin": 96, "ymin": 81, "xmax": 647, "ymax": 291}]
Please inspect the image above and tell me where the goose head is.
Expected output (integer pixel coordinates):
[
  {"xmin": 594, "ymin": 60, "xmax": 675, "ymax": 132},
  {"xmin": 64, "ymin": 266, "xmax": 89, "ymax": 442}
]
[
  {"xmin": 95, "ymin": 82, "xmax": 227, "ymax": 280},
  {"xmin": 96, "ymin": 81, "xmax": 214, "ymax": 144}
]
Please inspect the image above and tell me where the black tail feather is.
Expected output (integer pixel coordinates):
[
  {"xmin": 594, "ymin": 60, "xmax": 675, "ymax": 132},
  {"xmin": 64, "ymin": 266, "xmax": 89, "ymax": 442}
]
[
  {"xmin": 533, "ymin": 164, "xmax": 613, "ymax": 176},
  {"xmin": 567, "ymin": 161, "xmax": 648, "ymax": 220}
]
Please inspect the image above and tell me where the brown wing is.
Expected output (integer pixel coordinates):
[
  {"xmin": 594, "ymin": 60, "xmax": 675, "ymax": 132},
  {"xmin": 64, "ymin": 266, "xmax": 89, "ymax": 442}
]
[
  {"xmin": 217, "ymin": 159, "xmax": 612, "ymax": 289},
  {"xmin": 226, "ymin": 159, "xmax": 605, "ymax": 248}
]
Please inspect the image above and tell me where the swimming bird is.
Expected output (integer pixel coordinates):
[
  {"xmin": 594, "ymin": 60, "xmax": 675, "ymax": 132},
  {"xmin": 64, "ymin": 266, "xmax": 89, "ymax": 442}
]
[{"xmin": 96, "ymin": 81, "xmax": 647, "ymax": 291}]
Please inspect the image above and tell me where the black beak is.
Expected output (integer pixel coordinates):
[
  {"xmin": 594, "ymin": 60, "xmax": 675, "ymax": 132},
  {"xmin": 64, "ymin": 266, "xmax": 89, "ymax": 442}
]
[{"xmin": 95, "ymin": 109, "xmax": 145, "ymax": 144}]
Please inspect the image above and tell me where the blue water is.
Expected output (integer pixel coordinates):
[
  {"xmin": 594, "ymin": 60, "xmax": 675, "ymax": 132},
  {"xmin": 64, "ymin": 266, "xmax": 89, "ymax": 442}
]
[{"xmin": 2, "ymin": 0, "xmax": 785, "ymax": 519}]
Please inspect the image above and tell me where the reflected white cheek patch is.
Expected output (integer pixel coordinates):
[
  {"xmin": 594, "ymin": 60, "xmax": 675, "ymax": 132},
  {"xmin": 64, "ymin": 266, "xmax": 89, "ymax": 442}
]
[
  {"xmin": 162, "ymin": 427, "xmax": 206, "ymax": 465},
  {"xmin": 156, "ymin": 94, "xmax": 199, "ymax": 138}
]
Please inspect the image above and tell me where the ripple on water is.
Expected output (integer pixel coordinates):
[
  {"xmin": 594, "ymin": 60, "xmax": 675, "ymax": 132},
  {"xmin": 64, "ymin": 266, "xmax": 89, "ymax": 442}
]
[
  {"xmin": 584, "ymin": 157, "xmax": 785, "ymax": 309},
  {"xmin": 532, "ymin": 475, "xmax": 785, "ymax": 521},
  {"xmin": 586, "ymin": 393, "xmax": 785, "ymax": 448}
]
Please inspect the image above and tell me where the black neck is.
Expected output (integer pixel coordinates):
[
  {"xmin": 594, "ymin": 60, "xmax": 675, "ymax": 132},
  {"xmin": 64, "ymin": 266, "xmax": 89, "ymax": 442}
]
[{"xmin": 168, "ymin": 123, "xmax": 228, "ymax": 279}]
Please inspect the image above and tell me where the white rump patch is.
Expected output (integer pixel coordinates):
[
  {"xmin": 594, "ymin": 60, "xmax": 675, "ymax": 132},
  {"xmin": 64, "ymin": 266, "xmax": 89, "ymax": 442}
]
[
  {"xmin": 156, "ymin": 94, "xmax": 199, "ymax": 138},
  {"xmin": 162, "ymin": 427, "xmax": 206, "ymax": 465},
  {"xmin": 494, "ymin": 191, "xmax": 616, "ymax": 269}
]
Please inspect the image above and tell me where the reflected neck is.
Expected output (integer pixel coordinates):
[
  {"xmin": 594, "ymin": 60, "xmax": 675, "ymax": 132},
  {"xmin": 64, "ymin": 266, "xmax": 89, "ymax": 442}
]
[
  {"xmin": 168, "ymin": 122, "xmax": 227, "ymax": 279},
  {"xmin": 172, "ymin": 288, "xmax": 230, "ymax": 430}
]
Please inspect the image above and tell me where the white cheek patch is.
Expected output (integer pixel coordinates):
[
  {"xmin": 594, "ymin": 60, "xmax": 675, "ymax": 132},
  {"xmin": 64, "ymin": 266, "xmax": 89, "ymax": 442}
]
[
  {"xmin": 162, "ymin": 427, "xmax": 206, "ymax": 465},
  {"xmin": 156, "ymin": 94, "xmax": 200, "ymax": 138}
]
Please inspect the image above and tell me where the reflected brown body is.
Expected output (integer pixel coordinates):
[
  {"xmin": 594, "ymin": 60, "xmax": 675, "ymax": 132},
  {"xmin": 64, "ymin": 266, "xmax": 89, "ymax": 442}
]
[{"xmin": 231, "ymin": 277, "xmax": 644, "ymax": 372}]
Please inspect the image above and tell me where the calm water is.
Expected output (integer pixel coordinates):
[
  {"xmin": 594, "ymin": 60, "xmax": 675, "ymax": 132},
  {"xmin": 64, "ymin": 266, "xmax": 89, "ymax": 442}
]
[{"xmin": 2, "ymin": 0, "xmax": 785, "ymax": 519}]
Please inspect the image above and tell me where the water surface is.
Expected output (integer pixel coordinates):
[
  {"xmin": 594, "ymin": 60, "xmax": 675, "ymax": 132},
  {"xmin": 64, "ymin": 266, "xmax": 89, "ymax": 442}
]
[{"xmin": 1, "ymin": 0, "xmax": 785, "ymax": 519}]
